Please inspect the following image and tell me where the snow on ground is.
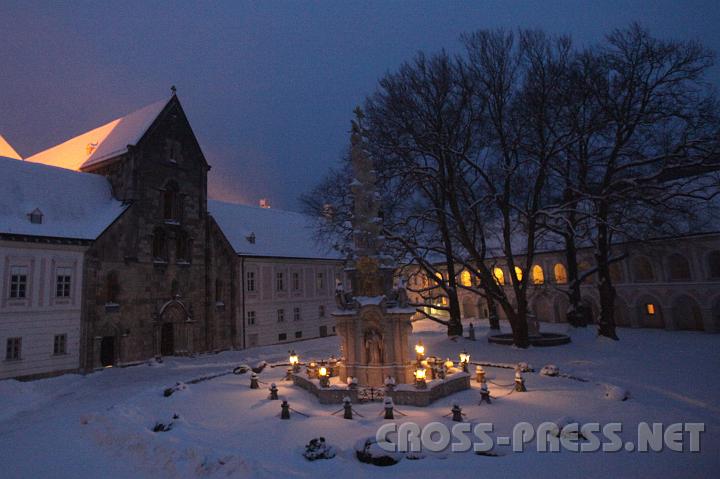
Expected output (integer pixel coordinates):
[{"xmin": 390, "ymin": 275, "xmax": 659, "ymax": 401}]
[{"xmin": 1, "ymin": 320, "xmax": 719, "ymax": 478}]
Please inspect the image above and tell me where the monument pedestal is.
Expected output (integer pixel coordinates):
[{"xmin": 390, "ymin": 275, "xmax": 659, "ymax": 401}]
[{"xmin": 334, "ymin": 303, "xmax": 415, "ymax": 387}]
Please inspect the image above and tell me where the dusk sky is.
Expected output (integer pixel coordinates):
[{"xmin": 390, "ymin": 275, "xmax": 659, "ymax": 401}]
[{"xmin": 1, "ymin": 1, "xmax": 719, "ymax": 211}]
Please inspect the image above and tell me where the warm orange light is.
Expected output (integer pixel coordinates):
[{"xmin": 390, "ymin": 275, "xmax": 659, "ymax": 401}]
[
  {"xmin": 414, "ymin": 369, "xmax": 427, "ymax": 380},
  {"xmin": 514, "ymin": 266, "xmax": 523, "ymax": 282},
  {"xmin": 289, "ymin": 351, "xmax": 299, "ymax": 366},
  {"xmin": 646, "ymin": 303, "xmax": 656, "ymax": 315},
  {"xmin": 493, "ymin": 267, "xmax": 505, "ymax": 285},
  {"xmin": 459, "ymin": 351, "xmax": 470, "ymax": 364},
  {"xmin": 415, "ymin": 340, "xmax": 425, "ymax": 356},
  {"xmin": 531, "ymin": 265, "xmax": 545, "ymax": 285},
  {"xmin": 319, "ymin": 366, "xmax": 328, "ymax": 377},
  {"xmin": 460, "ymin": 270, "xmax": 472, "ymax": 287},
  {"xmin": 554, "ymin": 263, "xmax": 568, "ymax": 284},
  {"xmin": 444, "ymin": 358, "xmax": 454, "ymax": 369}
]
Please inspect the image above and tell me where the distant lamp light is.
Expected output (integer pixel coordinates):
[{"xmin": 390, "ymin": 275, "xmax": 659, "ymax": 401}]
[
  {"xmin": 414, "ymin": 368, "xmax": 427, "ymax": 389},
  {"xmin": 415, "ymin": 340, "xmax": 425, "ymax": 357},
  {"xmin": 444, "ymin": 358, "xmax": 454, "ymax": 370},
  {"xmin": 459, "ymin": 350, "xmax": 470, "ymax": 372},
  {"xmin": 318, "ymin": 365, "xmax": 329, "ymax": 388},
  {"xmin": 289, "ymin": 350, "xmax": 299, "ymax": 372}
]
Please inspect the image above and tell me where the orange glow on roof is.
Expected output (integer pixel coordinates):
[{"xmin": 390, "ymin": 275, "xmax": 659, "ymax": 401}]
[
  {"xmin": 0, "ymin": 134, "xmax": 22, "ymax": 160},
  {"xmin": 25, "ymin": 99, "xmax": 168, "ymax": 171}
]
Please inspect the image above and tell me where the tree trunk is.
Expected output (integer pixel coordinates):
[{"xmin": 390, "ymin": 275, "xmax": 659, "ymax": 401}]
[
  {"xmin": 487, "ymin": 296, "xmax": 500, "ymax": 330},
  {"xmin": 506, "ymin": 307, "xmax": 530, "ymax": 348},
  {"xmin": 564, "ymin": 233, "xmax": 585, "ymax": 327},
  {"xmin": 446, "ymin": 288, "xmax": 464, "ymax": 337},
  {"xmin": 596, "ymin": 212, "xmax": 619, "ymax": 340}
]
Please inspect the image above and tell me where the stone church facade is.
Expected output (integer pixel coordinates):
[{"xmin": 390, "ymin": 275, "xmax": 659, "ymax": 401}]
[{"xmin": 0, "ymin": 94, "xmax": 343, "ymax": 379}]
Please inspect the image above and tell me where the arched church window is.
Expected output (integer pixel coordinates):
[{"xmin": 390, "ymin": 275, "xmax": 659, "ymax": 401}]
[
  {"xmin": 153, "ymin": 228, "xmax": 167, "ymax": 261},
  {"xmin": 531, "ymin": 265, "xmax": 544, "ymax": 285},
  {"xmin": 553, "ymin": 263, "xmax": 568, "ymax": 284},
  {"xmin": 176, "ymin": 231, "xmax": 191, "ymax": 263},
  {"xmin": 493, "ymin": 267, "xmax": 505, "ymax": 286},
  {"xmin": 707, "ymin": 251, "xmax": 720, "ymax": 278},
  {"xmin": 667, "ymin": 254, "xmax": 691, "ymax": 281},
  {"xmin": 163, "ymin": 181, "xmax": 180, "ymax": 221},
  {"xmin": 513, "ymin": 266, "xmax": 523, "ymax": 283},
  {"xmin": 106, "ymin": 271, "xmax": 119, "ymax": 304},
  {"xmin": 632, "ymin": 256, "xmax": 655, "ymax": 282}
]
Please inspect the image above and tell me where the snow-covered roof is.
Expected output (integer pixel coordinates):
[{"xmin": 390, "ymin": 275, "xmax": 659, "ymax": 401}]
[
  {"xmin": 0, "ymin": 156, "xmax": 126, "ymax": 240},
  {"xmin": 25, "ymin": 99, "xmax": 168, "ymax": 171},
  {"xmin": 208, "ymin": 200, "xmax": 342, "ymax": 260},
  {"xmin": 0, "ymin": 134, "xmax": 22, "ymax": 160}
]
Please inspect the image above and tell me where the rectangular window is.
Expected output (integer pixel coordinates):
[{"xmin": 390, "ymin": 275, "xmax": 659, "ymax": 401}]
[
  {"xmin": 5, "ymin": 337, "xmax": 21, "ymax": 360},
  {"xmin": 277, "ymin": 309, "xmax": 285, "ymax": 323},
  {"xmin": 276, "ymin": 272, "xmax": 284, "ymax": 292},
  {"xmin": 319, "ymin": 305, "xmax": 325, "ymax": 318},
  {"xmin": 247, "ymin": 310, "xmax": 256, "ymax": 326},
  {"xmin": 246, "ymin": 271, "xmax": 255, "ymax": 292},
  {"xmin": 293, "ymin": 307, "xmax": 301, "ymax": 321},
  {"xmin": 10, "ymin": 266, "xmax": 28, "ymax": 299},
  {"xmin": 292, "ymin": 272, "xmax": 300, "ymax": 291},
  {"xmin": 55, "ymin": 267, "xmax": 72, "ymax": 298},
  {"xmin": 53, "ymin": 334, "xmax": 67, "ymax": 355},
  {"xmin": 295, "ymin": 331, "xmax": 302, "ymax": 339},
  {"xmin": 278, "ymin": 333, "xmax": 287, "ymax": 341},
  {"xmin": 316, "ymin": 272, "xmax": 324, "ymax": 291}
]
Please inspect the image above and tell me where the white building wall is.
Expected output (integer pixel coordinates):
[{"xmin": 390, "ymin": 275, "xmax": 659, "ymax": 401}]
[
  {"xmin": 240, "ymin": 257, "xmax": 342, "ymax": 348},
  {"xmin": 0, "ymin": 241, "xmax": 85, "ymax": 379}
]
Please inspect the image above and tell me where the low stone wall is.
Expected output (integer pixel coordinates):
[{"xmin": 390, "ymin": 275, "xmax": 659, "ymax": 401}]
[
  {"xmin": 291, "ymin": 371, "xmax": 470, "ymax": 407},
  {"xmin": 390, "ymin": 372, "xmax": 471, "ymax": 406},
  {"xmin": 291, "ymin": 374, "xmax": 359, "ymax": 404}
]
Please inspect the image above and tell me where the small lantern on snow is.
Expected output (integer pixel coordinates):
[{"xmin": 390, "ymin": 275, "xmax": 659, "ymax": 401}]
[
  {"xmin": 444, "ymin": 358, "xmax": 454, "ymax": 370},
  {"xmin": 280, "ymin": 400, "xmax": 291, "ymax": 419},
  {"xmin": 318, "ymin": 366, "xmax": 330, "ymax": 388},
  {"xmin": 459, "ymin": 350, "xmax": 470, "ymax": 372},
  {"xmin": 250, "ymin": 372, "xmax": 259, "ymax": 389},
  {"xmin": 451, "ymin": 404, "xmax": 464, "ymax": 422},
  {"xmin": 289, "ymin": 350, "xmax": 300, "ymax": 373},
  {"xmin": 342, "ymin": 397, "xmax": 353, "ymax": 420},
  {"xmin": 414, "ymin": 368, "xmax": 427, "ymax": 389}
]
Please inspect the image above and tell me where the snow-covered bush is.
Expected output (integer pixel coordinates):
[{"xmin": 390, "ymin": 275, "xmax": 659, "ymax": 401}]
[
  {"xmin": 303, "ymin": 437, "xmax": 336, "ymax": 461},
  {"xmin": 516, "ymin": 362, "xmax": 532, "ymax": 372},
  {"xmin": 355, "ymin": 437, "xmax": 402, "ymax": 466},
  {"xmin": 540, "ymin": 364, "xmax": 559, "ymax": 377},
  {"xmin": 602, "ymin": 384, "xmax": 629, "ymax": 401},
  {"xmin": 163, "ymin": 382, "xmax": 188, "ymax": 397}
]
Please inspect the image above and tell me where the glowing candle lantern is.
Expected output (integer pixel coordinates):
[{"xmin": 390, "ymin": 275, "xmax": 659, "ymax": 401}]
[
  {"xmin": 459, "ymin": 350, "xmax": 470, "ymax": 372},
  {"xmin": 318, "ymin": 366, "xmax": 329, "ymax": 388},
  {"xmin": 414, "ymin": 368, "xmax": 427, "ymax": 389},
  {"xmin": 444, "ymin": 358, "xmax": 454, "ymax": 370},
  {"xmin": 289, "ymin": 350, "xmax": 299, "ymax": 372},
  {"xmin": 415, "ymin": 340, "xmax": 425, "ymax": 357}
]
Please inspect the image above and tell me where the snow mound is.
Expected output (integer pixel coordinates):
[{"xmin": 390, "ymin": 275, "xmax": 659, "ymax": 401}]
[
  {"xmin": 601, "ymin": 383, "xmax": 630, "ymax": 401},
  {"xmin": 540, "ymin": 364, "xmax": 559, "ymax": 376},
  {"xmin": 355, "ymin": 437, "xmax": 403, "ymax": 466}
]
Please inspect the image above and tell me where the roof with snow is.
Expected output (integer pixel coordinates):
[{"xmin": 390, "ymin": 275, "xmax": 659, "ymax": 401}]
[
  {"xmin": 25, "ymin": 99, "xmax": 168, "ymax": 171},
  {"xmin": 0, "ymin": 135, "xmax": 22, "ymax": 160},
  {"xmin": 0, "ymin": 156, "xmax": 126, "ymax": 240},
  {"xmin": 208, "ymin": 200, "xmax": 342, "ymax": 260}
]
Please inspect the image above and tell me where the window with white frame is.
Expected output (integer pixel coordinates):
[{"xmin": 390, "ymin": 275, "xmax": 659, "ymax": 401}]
[
  {"xmin": 6, "ymin": 337, "xmax": 21, "ymax": 360},
  {"xmin": 55, "ymin": 267, "xmax": 72, "ymax": 298},
  {"xmin": 316, "ymin": 272, "xmax": 324, "ymax": 291},
  {"xmin": 9, "ymin": 266, "xmax": 28, "ymax": 299},
  {"xmin": 292, "ymin": 272, "xmax": 300, "ymax": 291},
  {"xmin": 277, "ymin": 309, "xmax": 285, "ymax": 323},
  {"xmin": 247, "ymin": 310, "xmax": 256, "ymax": 326},
  {"xmin": 53, "ymin": 334, "xmax": 67, "ymax": 355},
  {"xmin": 246, "ymin": 271, "xmax": 255, "ymax": 292},
  {"xmin": 293, "ymin": 307, "xmax": 301, "ymax": 321},
  {"xmin": 276, "ymin": 272, "xmax": 284, "ymax": 292}
]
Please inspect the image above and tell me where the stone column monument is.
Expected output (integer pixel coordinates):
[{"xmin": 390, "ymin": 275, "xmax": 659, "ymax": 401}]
[{"xmin": 333, "ymin": 117, "xmax": 415, "ymax": 387}]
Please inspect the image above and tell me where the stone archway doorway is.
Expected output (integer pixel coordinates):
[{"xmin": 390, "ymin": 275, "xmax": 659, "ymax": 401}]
[{"xmin": 157, "ymin": 298, "xmax": 193, "ymax": 356}]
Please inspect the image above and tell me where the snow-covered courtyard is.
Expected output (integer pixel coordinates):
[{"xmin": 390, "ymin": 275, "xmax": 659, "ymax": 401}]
[{"xmin": 1, "ymin": 320, "xmax": 718, "ymax": 478}]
